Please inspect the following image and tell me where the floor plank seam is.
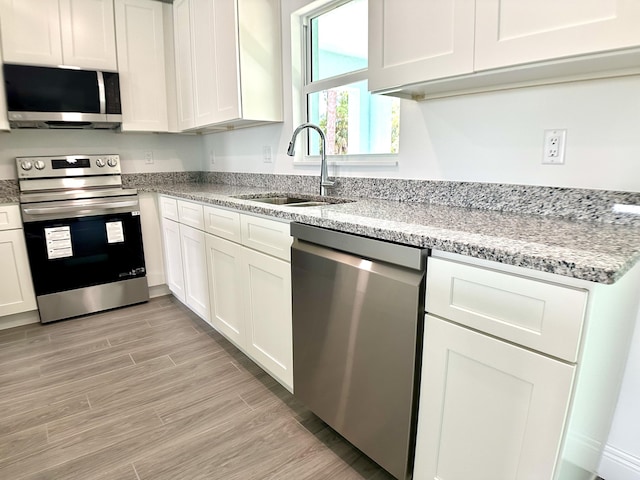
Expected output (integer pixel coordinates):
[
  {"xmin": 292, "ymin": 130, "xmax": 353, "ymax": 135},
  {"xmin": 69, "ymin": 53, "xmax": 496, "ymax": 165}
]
[{"xmin": 132, "ymin": 463, "xmax": 142, "ymax": 480}]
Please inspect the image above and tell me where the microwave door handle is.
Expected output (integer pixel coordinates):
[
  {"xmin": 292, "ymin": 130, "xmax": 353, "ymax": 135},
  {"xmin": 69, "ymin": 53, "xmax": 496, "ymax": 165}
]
[
  {"xmin": 23, "ymin": 199, "xmax": 139, "ymax": 216},
  {"xmin": 97, "ymin": 71, "xmax": 106, "ymax": 114}
]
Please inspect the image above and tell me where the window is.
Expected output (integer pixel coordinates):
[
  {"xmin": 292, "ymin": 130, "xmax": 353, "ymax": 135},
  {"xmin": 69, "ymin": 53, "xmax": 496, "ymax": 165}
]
[{"xmin": 302, "ymin": 0, "xmax": 400, "ymax": 158}]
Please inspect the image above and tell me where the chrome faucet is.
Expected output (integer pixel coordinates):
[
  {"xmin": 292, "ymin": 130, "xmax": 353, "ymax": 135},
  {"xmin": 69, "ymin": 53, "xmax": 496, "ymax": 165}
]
[{"xmin": 287, "ymin": 123, "xmax": 336, "ymax": 196}]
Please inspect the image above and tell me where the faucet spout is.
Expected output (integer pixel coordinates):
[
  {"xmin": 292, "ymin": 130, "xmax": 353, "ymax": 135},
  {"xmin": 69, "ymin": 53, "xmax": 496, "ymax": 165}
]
[{"xmin": 286, "ymin": 122, "xmax": 335, "ymax": 196}]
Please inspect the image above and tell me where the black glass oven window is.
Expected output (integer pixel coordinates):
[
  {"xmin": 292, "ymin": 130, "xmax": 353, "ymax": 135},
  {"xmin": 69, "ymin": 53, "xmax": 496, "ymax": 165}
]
[
  {"xmin": 23, "ymin": 212, "xmax": 146, "ymax": 296},
  {"xmin": 3, "ymin": 64, "xmax": 100, "ymax": 113},
  {"xmin": 51, "ymin": 158, "xmax": 91, "ymax": 169}
]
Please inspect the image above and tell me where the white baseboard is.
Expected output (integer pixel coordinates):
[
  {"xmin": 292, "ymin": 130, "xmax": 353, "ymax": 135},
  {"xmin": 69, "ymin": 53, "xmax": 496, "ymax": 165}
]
[
  {"xmin": 0, "ymin": 310, "xmax": 40, "ymax": 330},
  {"xmin": 149, "ymin": 284, "xmax": 170, "ymax": 298},
  {"xmin": 599, "ymin": 445, "xmax": 640, "ymax": 480}
]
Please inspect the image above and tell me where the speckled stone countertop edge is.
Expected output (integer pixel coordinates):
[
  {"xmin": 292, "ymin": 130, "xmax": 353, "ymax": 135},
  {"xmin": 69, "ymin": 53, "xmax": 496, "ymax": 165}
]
[
  {"xmin": 144, "ymin": 183, "xmax": 640, "ymax": 285},
  {"xmin": 4, "ymin": 173, "xmax": 639, "ymax": 284}
]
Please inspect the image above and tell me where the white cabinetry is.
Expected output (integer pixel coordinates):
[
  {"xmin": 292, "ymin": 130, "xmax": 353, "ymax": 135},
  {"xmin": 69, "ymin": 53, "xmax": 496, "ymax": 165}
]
[
  {"xmin": 0, "ymin": 0, "xmax": 117, "ymax": 70},
  {"xmin": 475, "ymin": 0, "xmax": 640, "ymax": 71},
  {"xmin": 115, "ymin": 0, "xmax": 172, "ymax": 132},
  {"xmin": 203, "ymin": 204, "xmax": 293, "ymax": 390},
  {"xmin": 0, "ymin": 205, "xmax": 37, "ymax": 317},
  {"xmin": 159, "ymin": 197, "xmax": 209, "ymax": 322},
  {"xmin": 369, "ymin": 0, "xmax": 640, "ymax": 99},
  {"xmin": 415, "ymin": 315, "xmax": 575, "ymax": 480},
  {"xmin": 138, "ymin": 193, "xmax": 166, "ymax": 290},
  {"xmin": 414, "ymin": 252, "xmax": 640, "ymax": 480},
  {"xmin": 241, "ymin": 246, "xmax": 292, "ymax": 389},
  {"xmin": 179, "ymin": 223, "xmax": 209, "ymax": 321},
  {"xmin": 368, "ymin": 0, "xmax": 474, "ymax": 92},
  {"xmin": 172, "ymin": 0, "xmax": 283, "ymax": 131},
  {"xmin": 160, "ymin": 215, "xmax": 185, "ymax": 302},
  {"xmin": 205, "ymin": 233, "xmax": 244, "ymax": 346}
]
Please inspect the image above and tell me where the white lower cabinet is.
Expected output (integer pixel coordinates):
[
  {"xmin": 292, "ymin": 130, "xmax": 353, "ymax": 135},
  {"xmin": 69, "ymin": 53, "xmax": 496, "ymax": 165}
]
[
  {"xmin": 160, "ymin": 217, "xmax": 185, "ymax": 302},
  {"xmin": 0, "ymin": 228, "xmax": 37, "ymax": 317},
  {"xmin": 417, "ymin": 251, "xmax": 640, "ymax": 480},
  {"xmin": 414, "ymin": 315, "xmax": 575, "ymax": 480},
  {"xmin": 206, "ymin": 234, "xmax": 244, "ymax": 345},
  {"xmin": 203, "ymin": 204, "xmax": 292, "ymax": 390},
  {"xmin": 160, "ymin": 196, "xmax": 293, "ymax": 390},
  {"xmin": 159, "ymin": 198, "xmax": 209, "ymax": 321},
  {"xmin": 179, "ymin": 224, "xmax": 209, "ymax": 322},
  {"xmin": 0, "ymin": 205, "xmax": 37, "ymax": 318},
  {"xmin": 241, "ymin": 247, "xmax": 292, "ymax": 389}
]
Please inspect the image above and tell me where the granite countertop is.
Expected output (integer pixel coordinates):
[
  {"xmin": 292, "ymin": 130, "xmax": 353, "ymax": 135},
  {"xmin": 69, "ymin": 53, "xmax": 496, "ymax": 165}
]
[{"xmin": 144, "ymin": 182, "xmax": 640, "ymax": 285}]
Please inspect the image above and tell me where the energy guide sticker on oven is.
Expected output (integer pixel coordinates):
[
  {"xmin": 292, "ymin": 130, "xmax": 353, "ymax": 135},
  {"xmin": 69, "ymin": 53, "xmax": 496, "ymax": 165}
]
[
  {"xmin": 106, "ymin": 221, "xmax": 125, "ymax": 243},
  {"xmin": 44, "ymin": 226, "xmax": 73, "ymax": 260}
]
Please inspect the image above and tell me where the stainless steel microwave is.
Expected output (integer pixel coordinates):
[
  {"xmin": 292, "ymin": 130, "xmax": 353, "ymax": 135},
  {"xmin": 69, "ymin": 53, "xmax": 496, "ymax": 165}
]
[{"xmin": 3, "ymin": 64, "xmax": 122, "ymax": 129}]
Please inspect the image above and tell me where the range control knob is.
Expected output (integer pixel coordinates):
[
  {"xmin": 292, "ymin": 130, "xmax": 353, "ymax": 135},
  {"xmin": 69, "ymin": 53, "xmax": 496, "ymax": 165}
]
[
  {"xmin": 107, "ymin": 157, "xmax": 118, "ymax": 168},
  {"xmin": 34, "ymin": 160, "xmax": 46, "ymax": 170},
  {"xmin": 21, "ymin": 160, "xmax": 33, "ymax": 171},
  {"xmin": 96, "ymin": 158, "xmax": 106, "ymax": 167}
]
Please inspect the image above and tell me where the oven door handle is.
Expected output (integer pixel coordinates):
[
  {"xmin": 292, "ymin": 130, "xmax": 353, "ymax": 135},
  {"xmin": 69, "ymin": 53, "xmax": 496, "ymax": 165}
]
[
  {"xmin": 21, "ymin": 198, "xmax": 140, "ymax": 222},
  {"xmin": 23, "ymin": 199, "xmax": 139, "ymax": 216}
]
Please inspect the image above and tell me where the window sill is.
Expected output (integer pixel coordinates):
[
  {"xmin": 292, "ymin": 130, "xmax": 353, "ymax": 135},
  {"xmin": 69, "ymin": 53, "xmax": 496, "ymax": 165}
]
[{"xmin": 293, "ymin": 155, "xmax": 398, "ymax": 167}]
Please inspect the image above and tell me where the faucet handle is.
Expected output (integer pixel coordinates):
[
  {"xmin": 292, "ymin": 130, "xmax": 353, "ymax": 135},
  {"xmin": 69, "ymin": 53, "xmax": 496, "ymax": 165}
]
[{"xmin": 321, "ymin": 179, "xmax": 336, "ymax": 188}]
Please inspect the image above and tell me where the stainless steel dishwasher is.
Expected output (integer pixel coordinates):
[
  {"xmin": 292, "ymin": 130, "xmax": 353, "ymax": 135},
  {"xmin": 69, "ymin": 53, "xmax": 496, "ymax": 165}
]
[{"xmin": 291, "ymin": 223, "xmax": 428, "ymax": 480}]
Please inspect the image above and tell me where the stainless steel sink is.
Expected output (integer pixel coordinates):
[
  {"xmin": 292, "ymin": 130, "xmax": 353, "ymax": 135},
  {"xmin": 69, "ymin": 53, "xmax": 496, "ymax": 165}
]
[{"xmin": 234, "ymin": 194, "xmax": 353, "ymax": 207}]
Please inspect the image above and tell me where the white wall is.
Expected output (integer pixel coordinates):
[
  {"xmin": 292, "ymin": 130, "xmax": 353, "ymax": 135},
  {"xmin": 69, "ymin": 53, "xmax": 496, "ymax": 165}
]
[
  {"xmin": 200, "ymin": 0, "xmax": 640, "ymax": 193},
  {"xmin": 203, "ymin": 74, "xmax": 640, "ymax": 193},
  {"xmin": 0, "ymin": 130, "xmax": 205, "ymax": 179}
]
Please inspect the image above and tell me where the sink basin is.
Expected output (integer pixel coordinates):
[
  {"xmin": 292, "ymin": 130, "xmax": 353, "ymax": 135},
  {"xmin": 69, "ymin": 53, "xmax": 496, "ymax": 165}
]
[
  {"xmin": 234, "ymin": 194, "xmax": 354, "ymax": 207},
  {"xmin": 249, "ymin": 196, "xmax": 323, "ymax": 206}
]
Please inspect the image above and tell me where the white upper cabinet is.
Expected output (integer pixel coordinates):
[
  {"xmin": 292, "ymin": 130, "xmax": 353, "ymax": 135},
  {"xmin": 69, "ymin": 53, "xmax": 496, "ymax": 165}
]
[
  {"xmin": 369, "ymin": 0, "xmax": 640, "ymax": 98},
  {"xmin": 0, "ymin": 0, "xmax": 63, "ymax": 66},
  {"xmin": 59, "ymin": 0, "xmax": 118, "ymax": 70},
  {"xmin": 173, "ymin": 0, "xmax": 195, "ymax": 130},
  {"xmin": 475, "ymin": 0, "xmax": 640, "ymax": 71},
  {"xmin": 368, "ymin": 0, "xmax": 475, "ymax": 92},
  {"xmin": 0, "ymin": 0, "xmax": 117, "ymax": 70},
  {"xmin": 173, "ymin": 0, "xmax": 283, "ymax": 131},
  {"xmin": 115, "ymin": 0, "xmax": 170, "ymax": 132}
]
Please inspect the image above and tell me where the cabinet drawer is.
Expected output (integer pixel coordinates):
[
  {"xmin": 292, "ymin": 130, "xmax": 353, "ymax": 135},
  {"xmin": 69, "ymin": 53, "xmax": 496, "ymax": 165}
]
[
  {"xmin": 0, "ymin": 204, "xmax": 22, "ymax": 231},
  {"xmin": 240, "ymin": 214, "xmax": 292, "ymax": 261},
  {"xmin": 426, "ymin": 257, "xmax": 588, "ymax": 362},
  {"xmin": 177, "ymin": 200, "xmax": 204, "ymax": 230},
  {"xmin": 204, "ymin": 205, "xmax": 241, "ymax": 242},
  {"xmin": 159, "ymin": 196, "xmax": 178, "ymax": 221}
]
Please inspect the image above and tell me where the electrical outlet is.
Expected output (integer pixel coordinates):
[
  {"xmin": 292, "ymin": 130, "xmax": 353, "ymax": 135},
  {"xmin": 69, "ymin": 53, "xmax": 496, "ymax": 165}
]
[
  {"xmin": 542, "ymin": 129, "xmax": 567, "ymax": 165},
  {"xmin": 262, "ymin": 146, "xmax": 272, "ymax": 163},
  {"xmin": 144, "ymin": 151, "xmax": 154, "ymax": 165}
]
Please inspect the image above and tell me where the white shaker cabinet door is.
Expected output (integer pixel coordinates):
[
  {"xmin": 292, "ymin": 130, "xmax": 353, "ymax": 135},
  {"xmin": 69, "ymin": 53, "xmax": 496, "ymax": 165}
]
[
  {"xmin": 475, "ymin": 0, "xmax": 640, "ymax": 71},
  {"xmin": 0, "ymin": 229, "xmax": 37, "ymax": 317},
  {"xmin": 59, "ymin": 0, "xmax": 118, "ymax": 70},
  {"xmin": 241, "ymin": 247, "xmax": 293, "ymax": 391},
  {"xmin": 368, "ymin": 0, "xmax": 475, "ymax": 93},
  {"xmin": 179, "ymin": 224, "xmax": 210, "ymax": 322},
  {"xmin": 413, "ymin": 315, "xmax": 575, "ymax": 480},
  {"xmin": 0, "ymin": 0, "xmax": 63, "ymax": 66},
  {"xmin": 115, "ymin": 0, "xmax": 169, "ymax": 131},
  {"xmin": 190, "ymin": 0, "xmax": 240, "ymax": 126},
  {"xmin": 173, "ymin": 0, "xmax": 196, "ymax": 130},
  {"xmin": 205, "ymin": 234, "xmax": 245, "ymax": 346},
  {"xmin": 161, "ymin": 217, "xmax": 186, "ymax": 302}
]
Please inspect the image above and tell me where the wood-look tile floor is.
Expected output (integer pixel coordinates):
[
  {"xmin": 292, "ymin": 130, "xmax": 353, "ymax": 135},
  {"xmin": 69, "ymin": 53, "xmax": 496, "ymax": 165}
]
[{"xmin": 0, "ymin": 296, "xmax": 394, "ymax": 480}]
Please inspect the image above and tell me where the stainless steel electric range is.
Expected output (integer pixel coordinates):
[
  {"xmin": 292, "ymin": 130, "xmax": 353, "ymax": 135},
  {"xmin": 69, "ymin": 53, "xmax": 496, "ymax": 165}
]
[{"xmin": 17, "ymin": 154, "xmax": 148, "ymax": 323}]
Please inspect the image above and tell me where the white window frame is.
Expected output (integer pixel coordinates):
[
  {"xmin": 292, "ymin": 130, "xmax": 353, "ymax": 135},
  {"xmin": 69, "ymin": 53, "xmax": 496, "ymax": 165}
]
[{"xmin": 292, "ymin": 0, "xmax": 399, "ymax": 166}]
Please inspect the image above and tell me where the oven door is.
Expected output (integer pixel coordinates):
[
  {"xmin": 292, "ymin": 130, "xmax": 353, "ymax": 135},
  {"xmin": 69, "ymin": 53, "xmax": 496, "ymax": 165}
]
[{"xmin": 23, "ymin": 208, "xmax": 146, "ymax": 296}]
